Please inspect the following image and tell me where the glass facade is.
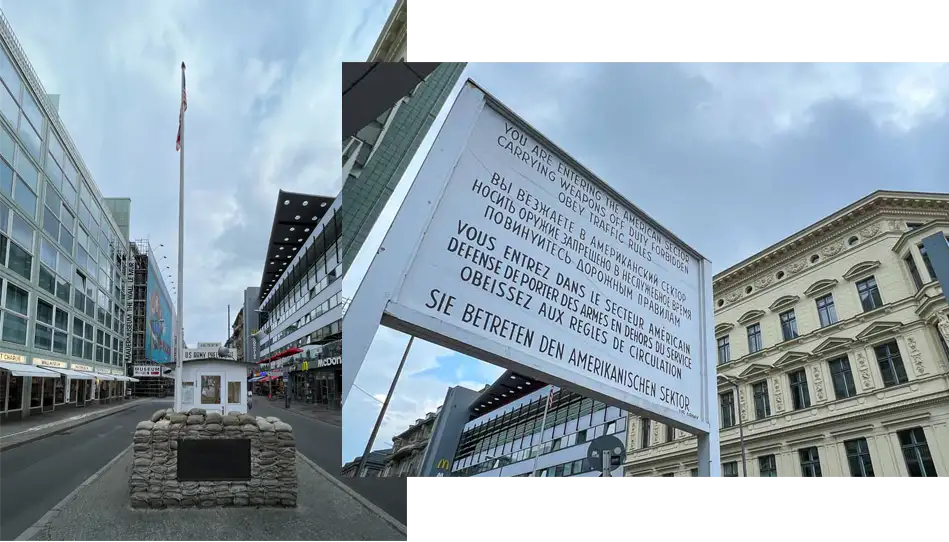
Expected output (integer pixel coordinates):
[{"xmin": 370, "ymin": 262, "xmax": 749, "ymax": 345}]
[
  {"xmin": 451, "ymin": 386, "xmax": 626, "ymax": 477},
  {"xmin": 258, "ymin": 201, "xmax": 342, "ymax": 354},
  {"xmin": 0, "ymin": 31, "xmax": 129, "ymax": 414}
]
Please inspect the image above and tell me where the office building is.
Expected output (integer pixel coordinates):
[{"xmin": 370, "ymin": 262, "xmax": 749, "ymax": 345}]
[
  {"xmin": 103, "ymin": 197, "xmax": 130, "ymax": 240},
  {"xmin": 128, "ymin": 239, "xmax": 176, "ymax": 396},
  {"xmin": 408, "ymin": 371, "xmax": 627, "ymax": 477},
  {"xmin": 0, "ymin": 14, "xmax": 135, "ymax": 419},
  {"xmin": 254, "ymin": 190, "xmax": 341, "ymax": 408},
  {"xmin": 341, "ymin": 0, "xmax": 466, "ymax": 268},
  {"xmin": 241, "ymin": 286, "xmax": 260, "ymax": 363},
  {"xmin": 343, "ymin": 448, "xmax": 392, "ymax": 478},
  {"xmin": 383, "ymin": 410, "xmax": 438, "ymax": 477},
  {"xmin": 624, "ymin": 191, "xmax": 949, "ymax": 477},
  {"xmin": 229, "ymin": 307, "xmax": 244, "ymax": 361}
]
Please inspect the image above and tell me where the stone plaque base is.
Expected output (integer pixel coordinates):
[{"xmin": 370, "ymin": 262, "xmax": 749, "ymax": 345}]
[{"xmin": 129, "ymin": 408, "xmax": 297, "ymax": 509}]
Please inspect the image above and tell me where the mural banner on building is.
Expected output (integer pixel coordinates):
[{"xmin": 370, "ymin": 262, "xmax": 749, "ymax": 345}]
[{"xmin": 145, "ymin": 250, "xmax": 174, "ymax": 363}]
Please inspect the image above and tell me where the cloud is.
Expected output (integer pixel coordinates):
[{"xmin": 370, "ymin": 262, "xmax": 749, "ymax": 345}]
[
  {"xmin": 342, "ymin": 62, "xmax": 949, "ymax": 461},
  {"xmin": 2, "ymin": 0, "xmax": 395, "ymax": 346}
]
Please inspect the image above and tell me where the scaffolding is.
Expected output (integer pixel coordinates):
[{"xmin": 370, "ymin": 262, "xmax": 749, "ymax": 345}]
[{"xmin": 128, "ymin": 240, "xmax": 173, "ymax": 397}]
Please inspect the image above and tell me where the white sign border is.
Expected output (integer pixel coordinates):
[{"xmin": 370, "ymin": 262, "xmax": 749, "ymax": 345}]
[{"xmin": 343, "ymin": 79, "xmax": 720, "ymax": 473}]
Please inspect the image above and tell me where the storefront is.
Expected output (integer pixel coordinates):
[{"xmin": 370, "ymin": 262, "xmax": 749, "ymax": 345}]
[
  {"xmin": 250, "ymin": 372, "xmax": 285, "ymax": 397},
  {"xmin": 288, "ymin": 356, "xmax": 341, "ymax": 409},
  {"xmin": 0, "ymin": 352, "xmax": 72, "ymax": 421}
]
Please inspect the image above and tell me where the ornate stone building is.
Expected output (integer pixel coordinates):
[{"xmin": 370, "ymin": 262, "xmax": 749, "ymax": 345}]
[{"xmin": 624, "ymin": 191, "xmax": 949, "ymax": 477}]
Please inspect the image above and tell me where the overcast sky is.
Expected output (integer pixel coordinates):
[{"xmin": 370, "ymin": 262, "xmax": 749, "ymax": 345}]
[
  {"xmin": 1, "ymin": 0, "xmax": 390, "ymax": 344},
  {"xmin": 342, "ymin": 62, "xmax": 949, "ymax": 462}
]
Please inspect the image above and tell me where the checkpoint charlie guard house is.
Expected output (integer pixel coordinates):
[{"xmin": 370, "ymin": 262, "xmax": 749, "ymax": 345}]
[{"xmin": 175, "ymin": 349, "xmax": 253, "ymax": 415}]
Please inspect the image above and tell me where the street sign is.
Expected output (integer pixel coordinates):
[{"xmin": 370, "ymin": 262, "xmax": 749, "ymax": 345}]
[{"xmin": 585, "ymin": 434, "xmax": 626, "ymax": 474}]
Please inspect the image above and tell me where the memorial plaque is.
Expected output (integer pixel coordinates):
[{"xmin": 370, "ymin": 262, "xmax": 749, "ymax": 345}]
[{"xmin": 177, "ymin": 439, "xmax": 251, "ymax": 481}]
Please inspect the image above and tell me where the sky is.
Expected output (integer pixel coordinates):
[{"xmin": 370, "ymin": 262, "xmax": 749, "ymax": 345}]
[
  {"xmin": 341, "ymin": 62, "xmax": 949, "ymax": 462},
  {"xmin": 0, "ymin": 0, "xmax": 393, "ymax": 344}
]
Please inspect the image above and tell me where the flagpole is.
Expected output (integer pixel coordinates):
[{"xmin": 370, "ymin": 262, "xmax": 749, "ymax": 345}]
[
  {"xmin": 529, "ymin": 387, "xmax": 555, "ymax": 477},
  {"xmin": 174, "ymin": 61, "xmax": 186, "ymax": 413}
]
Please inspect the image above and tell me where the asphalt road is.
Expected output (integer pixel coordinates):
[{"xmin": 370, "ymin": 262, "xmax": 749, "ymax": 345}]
[
  {"xmin": 0, "ymin": 399, "xmax": 172, "ymax": 541},
  {"xmin": 252, "ymin": 401, "xmax": 407, "ymax": 525}
]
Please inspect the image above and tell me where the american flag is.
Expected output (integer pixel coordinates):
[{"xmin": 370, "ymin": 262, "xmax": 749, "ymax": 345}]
[{"xmin": 176, "ymin": 62, "xmax": 187, "ymax": 151}]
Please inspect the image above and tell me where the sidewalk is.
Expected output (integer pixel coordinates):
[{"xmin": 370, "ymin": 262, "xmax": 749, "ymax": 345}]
[
  {"xmin": 0, "ymin": 399, "xmax": 147, "ymax": 451},
  {"xmin": 256, "ymin": 396, "xmax": 341, "ymax": 426},
  {"xmin": 23, "ymin": 448, "xmax": 405, "ymax": 541}
]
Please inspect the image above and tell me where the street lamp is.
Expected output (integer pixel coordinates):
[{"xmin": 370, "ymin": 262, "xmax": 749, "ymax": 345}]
[{"xmin": 719, "ymin": 374, "xmax": 748, "ymax": 477}]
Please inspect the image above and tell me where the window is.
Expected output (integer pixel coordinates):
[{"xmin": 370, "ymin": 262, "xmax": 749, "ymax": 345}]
[
  {"xmin": 918, "ymin": 245, "xmax": 937, "ymax": 283},
  {"xmin": 897, "ymin": 427, "xmax": 937, "ymax": 477},
  {"xmin": 845, "ymin": 438, "xmax": 874, "ymax": 477},
  {"xmin": 12, "ymin": 167, "xmax": 37, "ymax": 218},
  {"xmin": 717, "ymin": 336, "xmax": 730, "ymax": 364},
  {"xmin": 722, "ymin": 461, "xmax": 739, "ymax": 477},
  {"xmin": 937, "ymin": 325, "xmax": 949, "ymax": 363},
  {"xmin": 666, "ymin": 424, "xmax": 675, "ymax": 442},
  {"xmin": 227, "ymin": 382, "xmax": 242, "ymax": 404},
  {"xmin": 828, "ymin": 356, "xmax": 857, "ymax": 400},
  {"xmin": 752, "ymin": 380, "xmax": 771, "ymax": 419},
  {"xmin": 905, "ymin": 254, "xmax": 924, "ymax": 291},
  {"xmin": 789, "ymin": 369, "xmax": 810, "ymax": 410},
  {"xmin": 719, "ymin": 391, "xmax": 735, "ymax": 429},
  {"xmin": 746, "ymin": 323, "xmax": 763, "ymax": 354},
  {"xmin": 34, "ymin": 298, "xmax": 54, "ymax": 350},
  {"xmin": 758, "ymin": 455, "xmax": 777, "ymax": 477},
  {"xmin": 874, "ymin": 341, "xmax": 908, "ymax": 387},
  {"xmin": 779, "ymin": 310, "xmax": 798, "ymax": 341},
  {"xmin": 856, "ymin": 276, "xmax": 883, "ymax": 312},
  {"xmin": 640, "ymin": 418, "xmax": 650, "ymax": 448},
  {"xmin": 2, "ymin": 282, "xmax": 29, "ymax": 345},
  {"xmin": 816, "ymin": 294, "xmax": 837, "ymax": 327},
  {"xmin": 799, "ymin": 447, "xmax": 822, "ymax": 477},
  {"xmin": 690, "ymin": 468, "xmax": 698, "ymax": 477}
]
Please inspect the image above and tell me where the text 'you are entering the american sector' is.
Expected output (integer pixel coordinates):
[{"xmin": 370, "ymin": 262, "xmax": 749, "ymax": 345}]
[{"xmin": 408, "ymin": 110, "xmax": 702, "ymax": 421}]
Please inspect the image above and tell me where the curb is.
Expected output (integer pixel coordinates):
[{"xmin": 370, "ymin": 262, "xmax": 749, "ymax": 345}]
[
  {"xmin": 0, "ymin": 400, "xmax": 145, "ymax": 452},
  {"xmin": 15, "ymin": 444, "xmax": 133, "ymax": 541},
  {"xmin": 296, "ymin": 452, "xmax": 407, "ymax": 536}
]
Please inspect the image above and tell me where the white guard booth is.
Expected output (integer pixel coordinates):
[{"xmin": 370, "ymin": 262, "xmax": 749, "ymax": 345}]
[{"xmin": 174, "ymin": 356, "xmax": 253, "ymax": 415}]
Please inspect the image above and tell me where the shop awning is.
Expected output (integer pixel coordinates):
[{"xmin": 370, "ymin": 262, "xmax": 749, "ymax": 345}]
[
  {"xmin": 0, "ymin": 362, "xmax": 60, "ymax": 378},
  {"xmin": 80, "ymin": 371, "xmax": 116, "ymax": 380},
  {"xmin": 44, "ymin": 367, "xmax": 95, "ymax": 380},
  {"xmin": 112, "ymin": 375, "xmax": 138, "ymax": 382},
  {"xmin": 259, "ymin": 347, "xmax": 303, "ymax": 364},
  {"xmin": 248, "ymin": 376, "xmax": 264, "ymax": 382}
]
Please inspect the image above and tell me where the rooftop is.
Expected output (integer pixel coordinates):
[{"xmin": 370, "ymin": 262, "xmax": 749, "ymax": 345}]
[{"xmin": 258, "ymin": 190, "xmax": 335, "ymax": 300}]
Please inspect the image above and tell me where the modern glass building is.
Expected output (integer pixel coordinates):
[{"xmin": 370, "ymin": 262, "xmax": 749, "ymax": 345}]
[
  {"xmin": 425, "ymin": 371, "xmax": 628, "ymax": 477},
  {"xmin": 252, "ymin": 191, "xmax": 342, "ymax": 408},
  {"xmin": 0, "ymin": 13, "xmax": 134, "ymax": 420},
  {"xmin": 340, "ymin": 0, "xmax": 466, "ymax": 269}
]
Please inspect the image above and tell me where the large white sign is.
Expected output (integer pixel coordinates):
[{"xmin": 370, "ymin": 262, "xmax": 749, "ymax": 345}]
[{"xmin": 393, "ymin": 103, "xmax": 705, "ymax": 425}]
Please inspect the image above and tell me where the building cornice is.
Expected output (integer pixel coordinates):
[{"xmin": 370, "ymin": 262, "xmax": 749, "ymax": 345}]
[
  {"xmin": 713, "ymin": 193, "xmax": 949, "ymax": 309},
  {"xmin": 891, "ymin": 219, "xmax": 949, "ymax": 254}
]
